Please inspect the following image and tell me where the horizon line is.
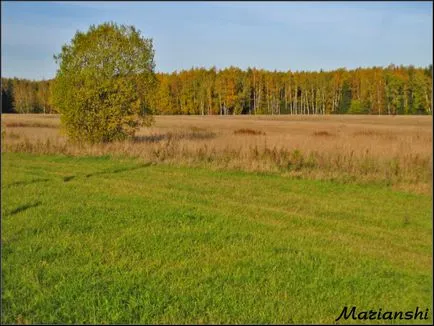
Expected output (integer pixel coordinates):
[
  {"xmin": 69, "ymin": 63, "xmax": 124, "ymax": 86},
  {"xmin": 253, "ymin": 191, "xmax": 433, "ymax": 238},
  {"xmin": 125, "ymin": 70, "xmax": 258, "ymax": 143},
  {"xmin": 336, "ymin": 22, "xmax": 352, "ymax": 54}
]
[{"xmin": 1, "ymin": 63, "xmax": 432, "ymax": 82}]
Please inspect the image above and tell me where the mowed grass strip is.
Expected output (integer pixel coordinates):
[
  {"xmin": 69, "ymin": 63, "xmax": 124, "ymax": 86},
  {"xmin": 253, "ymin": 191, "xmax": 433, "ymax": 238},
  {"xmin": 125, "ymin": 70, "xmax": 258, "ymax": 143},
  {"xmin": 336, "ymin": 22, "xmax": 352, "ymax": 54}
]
[{"xmin": 1, "ymin": 152, "xmax": 432, "ymax": 324}]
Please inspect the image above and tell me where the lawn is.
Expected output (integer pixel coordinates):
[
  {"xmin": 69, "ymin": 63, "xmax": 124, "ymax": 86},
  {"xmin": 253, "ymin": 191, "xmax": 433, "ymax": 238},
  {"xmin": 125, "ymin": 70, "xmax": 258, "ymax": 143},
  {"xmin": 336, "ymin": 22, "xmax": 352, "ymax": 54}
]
[{"xmin": 1, "ymin": 152, "xmax": 432, "ymax": 324}]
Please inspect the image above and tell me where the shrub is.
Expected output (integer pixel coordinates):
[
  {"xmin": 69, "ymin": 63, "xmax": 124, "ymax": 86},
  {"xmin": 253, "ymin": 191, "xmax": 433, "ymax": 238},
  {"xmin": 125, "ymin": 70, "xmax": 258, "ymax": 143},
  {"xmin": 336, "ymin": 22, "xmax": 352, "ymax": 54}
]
[
  {"xmin": 233, "ymin": 128, "xmax": 265, "ymax": 136},
  {"xmin": 52, "ymin": 22, "xmax": 156, "ymax": 144},
  {"xmin": 289, "ymin": 149, "xmax": 304, "ymax": 171},
  {"xmin": 313, "ymin": 130, "xmax": 334, "ymax": 137}
]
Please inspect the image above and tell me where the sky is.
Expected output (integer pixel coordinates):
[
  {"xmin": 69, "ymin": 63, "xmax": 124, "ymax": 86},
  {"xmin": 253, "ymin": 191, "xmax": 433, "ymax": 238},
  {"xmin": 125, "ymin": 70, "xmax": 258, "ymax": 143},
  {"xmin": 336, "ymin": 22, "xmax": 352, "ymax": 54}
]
[{"xmin": 1, "ymin": 1, "xmax": 432, "ymax": 80}]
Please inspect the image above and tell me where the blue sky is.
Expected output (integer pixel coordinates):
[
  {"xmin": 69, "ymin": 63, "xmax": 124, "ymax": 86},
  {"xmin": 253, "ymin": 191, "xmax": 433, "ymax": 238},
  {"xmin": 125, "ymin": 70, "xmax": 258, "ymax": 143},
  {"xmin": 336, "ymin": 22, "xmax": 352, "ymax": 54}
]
[{"xmin": 1, "ymin": 1, "xmax": 432, "ymax": 80}]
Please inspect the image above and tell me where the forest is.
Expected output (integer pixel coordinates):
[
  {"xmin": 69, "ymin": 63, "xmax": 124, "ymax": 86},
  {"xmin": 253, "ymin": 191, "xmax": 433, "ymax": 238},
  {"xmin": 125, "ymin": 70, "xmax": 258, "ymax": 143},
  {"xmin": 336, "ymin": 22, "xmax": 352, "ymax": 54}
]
[{"xmin": 1, "ymin": 64, "xmax": 432, "ymax": 115}]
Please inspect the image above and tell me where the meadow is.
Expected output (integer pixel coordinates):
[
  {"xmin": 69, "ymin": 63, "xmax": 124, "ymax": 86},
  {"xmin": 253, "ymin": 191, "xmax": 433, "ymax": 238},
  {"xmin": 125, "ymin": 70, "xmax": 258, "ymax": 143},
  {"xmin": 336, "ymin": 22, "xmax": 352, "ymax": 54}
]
[
  {"xmin": 2, "ymin": 114, "xmax": 433, "ymax": 193},
  {"xmin": 1, "ymin": 114, "xmax": 433, "ymax": 324}
]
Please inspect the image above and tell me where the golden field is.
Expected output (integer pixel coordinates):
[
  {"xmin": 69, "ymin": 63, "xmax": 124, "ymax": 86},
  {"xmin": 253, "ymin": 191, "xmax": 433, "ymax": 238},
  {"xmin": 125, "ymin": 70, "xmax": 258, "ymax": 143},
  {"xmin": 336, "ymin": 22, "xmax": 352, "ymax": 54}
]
[{"xmin": 1, "ymin": 114, "xmax": 432, "ymax": 194}]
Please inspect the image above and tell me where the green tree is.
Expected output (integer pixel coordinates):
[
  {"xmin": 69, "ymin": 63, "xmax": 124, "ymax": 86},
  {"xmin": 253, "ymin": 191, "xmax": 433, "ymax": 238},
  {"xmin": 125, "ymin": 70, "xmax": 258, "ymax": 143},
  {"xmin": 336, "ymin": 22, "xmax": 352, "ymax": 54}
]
[
  {"xmin": 338, "ymin": 80, "xmax": 352, "ymax": 114},
  {"xmin": 52, "ymin": 22, "xmax": 156, "ymax": 143},
  {"xmin": 348, "ymin": 99, "xmax": 368, "ymax": 114},
  {"xmin": 1, "ymin": 78, "xmax": 14, "ymax": 113}
]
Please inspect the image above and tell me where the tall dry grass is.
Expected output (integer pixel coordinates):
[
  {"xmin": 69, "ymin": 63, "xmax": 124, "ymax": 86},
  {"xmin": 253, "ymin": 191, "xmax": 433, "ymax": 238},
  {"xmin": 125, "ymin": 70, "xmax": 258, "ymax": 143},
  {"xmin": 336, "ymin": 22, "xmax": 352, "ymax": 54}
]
[{"xmin": 1, "ymin": 114, "xmax": 432, "ymax": 193}]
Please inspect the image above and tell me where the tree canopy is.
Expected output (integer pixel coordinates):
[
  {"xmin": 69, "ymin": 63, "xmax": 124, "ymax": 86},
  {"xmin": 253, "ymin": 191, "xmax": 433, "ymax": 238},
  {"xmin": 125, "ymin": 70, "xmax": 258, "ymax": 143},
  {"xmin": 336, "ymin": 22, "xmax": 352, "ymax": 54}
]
[
  {"xmin": 51, "ymin": 22, "xmax": 156, "ymax": 143},
  {"xmin": 2, "ymin": 64, "xmax": 432, "ymax": 117},
  {"xmin": 147, "ymin": 65, "xmax": 432, "ymax": 116}
]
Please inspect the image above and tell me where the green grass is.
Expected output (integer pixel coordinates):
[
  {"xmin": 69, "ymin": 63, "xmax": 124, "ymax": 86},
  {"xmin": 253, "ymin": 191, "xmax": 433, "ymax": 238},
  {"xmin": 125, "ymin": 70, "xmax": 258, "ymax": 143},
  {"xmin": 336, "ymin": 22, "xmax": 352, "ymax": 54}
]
[{"xmin": 1, "ymin": 152, "xmax": 432, "ymax": 324}]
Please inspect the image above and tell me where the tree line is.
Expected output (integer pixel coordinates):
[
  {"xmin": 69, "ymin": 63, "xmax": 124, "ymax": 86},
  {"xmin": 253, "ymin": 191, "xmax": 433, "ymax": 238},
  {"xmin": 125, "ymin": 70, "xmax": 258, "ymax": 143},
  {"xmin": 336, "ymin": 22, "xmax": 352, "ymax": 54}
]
[
  {"xmin": 2, "ymin": 64, "xmax": 432, "ymax": 115},
  {"xmin": 2, "ymin": 78, "xmax": 54, "ymax": 114}
]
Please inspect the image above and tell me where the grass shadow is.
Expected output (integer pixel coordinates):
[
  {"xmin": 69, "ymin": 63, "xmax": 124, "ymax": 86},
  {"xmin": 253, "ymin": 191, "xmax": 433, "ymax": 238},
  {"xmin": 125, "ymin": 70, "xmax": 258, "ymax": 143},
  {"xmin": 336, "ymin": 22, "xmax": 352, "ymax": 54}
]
[
  {"xmin": 133, "ymin": 134, "xmax": 166, "ymax": 143},
  {"xmin": 85, "ymin": 163, "xmax": 152, "ymax": 178},
  {"xmin": 133, "ymin": 130, "xmax": 217, "ymax": 143},
  {"xmin": 6, "ymin": 178, "xmax": 49, "ymax": 188},
  {"xmin": 63, "ymin": 176, "xmax": 75, "ymax": 182},
  {"xmin": 8, "ymin": 201, "xmax": 41, "ymax": 216},
  {"xmin": 5, "ymin": 122, "xmax": 58, "ymax": 128}
]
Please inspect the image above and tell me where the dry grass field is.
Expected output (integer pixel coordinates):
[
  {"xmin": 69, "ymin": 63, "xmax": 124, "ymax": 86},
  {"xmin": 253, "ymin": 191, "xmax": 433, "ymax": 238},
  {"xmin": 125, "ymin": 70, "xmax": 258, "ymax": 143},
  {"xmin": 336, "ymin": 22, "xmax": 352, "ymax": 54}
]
[{"xmin": 1, "ymin": 114, "xmax": 432, "ymax": 194}]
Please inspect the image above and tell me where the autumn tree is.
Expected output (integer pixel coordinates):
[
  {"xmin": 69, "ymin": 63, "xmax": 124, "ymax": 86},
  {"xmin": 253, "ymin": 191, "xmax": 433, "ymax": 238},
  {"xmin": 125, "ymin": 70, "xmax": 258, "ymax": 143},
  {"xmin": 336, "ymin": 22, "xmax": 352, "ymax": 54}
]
[
  {"xmin": 5, "ymin": 64, "xmax": 432, "ymax": 117},
  {"xmin": 52, "ymin": 22, "xmax": 156, "ymax": 143}
]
